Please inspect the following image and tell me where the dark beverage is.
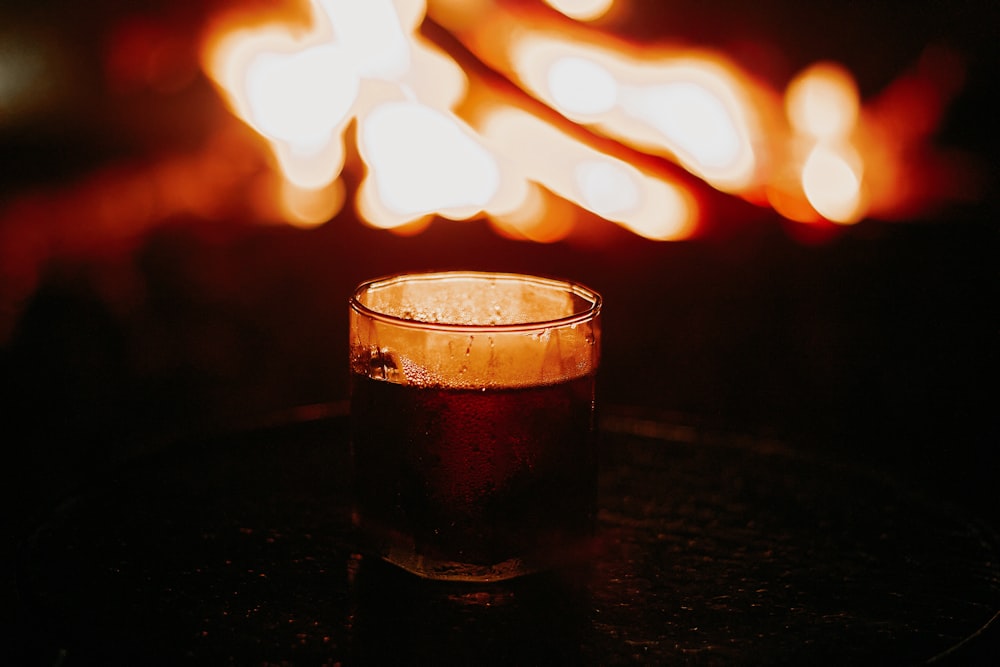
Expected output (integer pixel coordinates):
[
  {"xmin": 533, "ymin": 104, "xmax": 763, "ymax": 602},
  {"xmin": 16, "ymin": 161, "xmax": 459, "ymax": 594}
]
[
  {"xmin": 348, "ymin": 270, "xmax": 602, "ymax": 580},
  {"xmin": 350, "ymin": 372, "xmax": 597, "ymax": 581}
]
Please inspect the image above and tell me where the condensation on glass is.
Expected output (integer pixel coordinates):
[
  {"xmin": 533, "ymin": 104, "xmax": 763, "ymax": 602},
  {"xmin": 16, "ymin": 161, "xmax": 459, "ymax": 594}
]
[{"xmin": 349, "ymin": 271, "xmax": 601, "ymax": 581}]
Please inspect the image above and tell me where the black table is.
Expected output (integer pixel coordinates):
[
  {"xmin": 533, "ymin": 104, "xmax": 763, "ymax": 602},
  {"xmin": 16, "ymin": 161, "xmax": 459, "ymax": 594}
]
[{"xmin": 13, "ymin": 405, "xmax": 1000, "ymax": 665}]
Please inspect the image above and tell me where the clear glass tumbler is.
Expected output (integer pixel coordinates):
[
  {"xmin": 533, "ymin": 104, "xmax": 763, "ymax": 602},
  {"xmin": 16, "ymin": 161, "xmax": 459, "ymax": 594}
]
[{"xmin": 349, "ymin": 271, "xmax": 602, "ymax": 581}]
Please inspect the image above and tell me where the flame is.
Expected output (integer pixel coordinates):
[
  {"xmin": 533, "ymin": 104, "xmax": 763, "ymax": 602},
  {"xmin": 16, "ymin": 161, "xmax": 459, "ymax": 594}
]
[
  {"xmin": 505, "ymin": 34, "xmax": 759, "ymax": 191},
  {"xmin": 786, "ymin": 62, "xmax": 859, "ymax": 141},
  {"xmin": 356, "ymin": 100, "xmax": 507, "ymax": 227},
  {"xmin": 543, "ymin": 0, "xmax": 616, "ymax": 22},
  {"xmin": 202, "ymin": 0, "xmax": 467, "ymax": 199},
  {"xmin": 280, "ymin": 179, "xmax": 347, "ymax": 229},
  {"xmin": 195, "ymin": 0, "xmax": 968, "ymax": 240},
  {"xmin": 801, "ymin": 144, "xmax": 864, "ymax": 224},
  {"xmin": 780, "ymin": 63, "xmax": 865, "ymax": 224},
  {"xmin": 201, "ymin": 0, "xmax": 705, "ymax": 238},
  {"xmin": 0, "ymin": 0, "xmax": 972, "ymax": 346},
  {"xmin": 478, "ymin": 107, "xmax": 696, "ymax": 240}
]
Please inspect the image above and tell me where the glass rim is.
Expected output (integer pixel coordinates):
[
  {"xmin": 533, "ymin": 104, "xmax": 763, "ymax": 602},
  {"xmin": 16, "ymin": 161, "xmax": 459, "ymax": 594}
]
[{"xmin": 350, "ymin": 270, "xmax": 602, "ymax": 333}]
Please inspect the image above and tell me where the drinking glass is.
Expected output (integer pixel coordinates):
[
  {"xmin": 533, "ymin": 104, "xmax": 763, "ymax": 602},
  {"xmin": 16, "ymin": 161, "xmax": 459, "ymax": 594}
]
[{"xmin": 349, "ymin": 271, "xmax": 602, "ymax": 581}]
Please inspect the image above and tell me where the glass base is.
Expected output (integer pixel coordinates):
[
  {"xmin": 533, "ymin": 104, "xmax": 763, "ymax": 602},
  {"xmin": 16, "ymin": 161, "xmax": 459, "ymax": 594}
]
[
  {"xmin": 378, "ymin": 547, "xmax": 537, "ymax": 582},
  {"xmin": 352, "ymin": 512, "xmax": 564, "ymax": 583}
]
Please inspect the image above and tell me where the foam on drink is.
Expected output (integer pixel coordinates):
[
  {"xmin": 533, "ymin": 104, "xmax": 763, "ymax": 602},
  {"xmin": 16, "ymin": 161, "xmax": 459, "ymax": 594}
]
[{"xmin": 350, "ymin": 272, "xmax": 599, "ymax": 389}]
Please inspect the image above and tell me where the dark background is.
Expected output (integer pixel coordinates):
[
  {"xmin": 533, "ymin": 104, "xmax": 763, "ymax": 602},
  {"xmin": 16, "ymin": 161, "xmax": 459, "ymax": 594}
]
[{"xmin": 1, "ymin": 0, "xmax": 998, "ymax": 660}]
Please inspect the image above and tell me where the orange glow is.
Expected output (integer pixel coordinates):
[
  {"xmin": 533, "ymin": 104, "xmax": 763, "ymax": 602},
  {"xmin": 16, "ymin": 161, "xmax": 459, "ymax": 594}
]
[
  {"xmin": 479, "ymin": 107, "xmax": 697, "ymax": 240},
  {"xmin": 202, "ymin": 0, "xmax": 469, "ymax": 198},
  {"xmin": 279, "ymin": 179, "xmax": 347, "ymax": 228},
  {"xmin": 489, "ymin": 184, "xmax": 575, "ymax": 243},
  {"xmin": 0, "ymin": 2, "xmax": 972, "ymax": 345},
  {"xmin": 506, "ymin": 33, "xmax": 759, "ymax": 191},
  {"xmin": 544, "ymin": 0, "xmax": 617, "ymax": 22},
  {"xmin": 801, "ymin": 144, "xmax": 864, "ymax": 224},
  {"xmin": 355, "ymin": 100, "xmax": 510, "ymax": 227},
  {"xmin": 201, "ymin": 0, "xmax": 703, "ymax": 238},
  {"xmin": 786, "ymin": 62, "xmax": 859, "ymax": 141},
  {"xmin": 201, "ymin": 0, "xmax": 537, "ymax": 233},
  {"xmin": 784, "ymin": 63, "xmax": 865, "ymax": 223},
  {"xmin": 191, "ymin": 0, "xmax": 969, "ymax": 235}
]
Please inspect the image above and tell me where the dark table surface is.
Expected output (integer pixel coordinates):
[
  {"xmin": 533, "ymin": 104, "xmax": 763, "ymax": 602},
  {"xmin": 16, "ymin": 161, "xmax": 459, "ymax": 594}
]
[
  {"xmin": 1, "ymin": 206, "xmax": 996, "ymax": 666},
  {"xmin": 11, "ymin": 405, "xmax": 1000, "ymax": 665},
  {"xmin": 2, "ymin": 209, "xmax": 998, "ymax": 665}
]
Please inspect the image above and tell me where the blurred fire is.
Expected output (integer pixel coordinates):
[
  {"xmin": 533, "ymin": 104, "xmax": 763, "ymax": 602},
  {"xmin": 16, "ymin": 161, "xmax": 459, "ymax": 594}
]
[
  {"xmin": 0, "ymin": 0, "xmax": 978, "ymax": 341},
  {"xmin": 199, "ymin": 0, "xmax": 967, "ymax": 239}
]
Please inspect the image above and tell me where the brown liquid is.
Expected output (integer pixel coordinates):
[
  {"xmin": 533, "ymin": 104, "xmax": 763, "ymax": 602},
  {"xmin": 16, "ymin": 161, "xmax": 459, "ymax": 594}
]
[{"xmin": 350, "ymin": 374, "xmax": 597, "ymax": 581}]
